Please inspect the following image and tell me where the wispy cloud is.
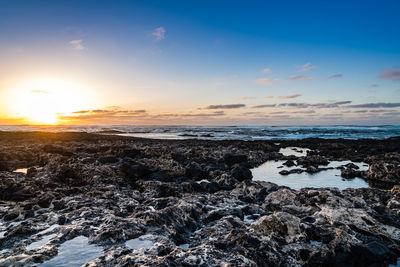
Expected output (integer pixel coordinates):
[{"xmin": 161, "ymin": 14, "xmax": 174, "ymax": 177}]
[
  {"xmin": 380, "ymin": 68, "xmax": 400, "ymax": 81},
  {"xmin": 181, "ymin": 111, "xmax": 225, "ymax": 117},
  {"xmin": 202, "ymin": 104, "xmax": 246, "ymax": 109},
  {"xmin": 297, "ymin": 62, "xmax": 316, "ymax": 72},
  {"xmin": 68, "ymin": 40, "xmax": 86, "ymax": 50},
  {"xmin": 262, "ymin": 68, "xmax": 271, "ymax": 73},
  {"xmin": 347, "ymin": 102, "xmax": 400, "ymax": 108},
  {"xmin": 152, "ymin": 26, "xmax": 166, "ymax": 40},
  {"xmin": 255, "ymin": 78, "xmax": 279, "ymax": 85},
  {"xmin": 251, "ymin": 101, "xmax": 352, "ymax": 109},
  {"xmin": 367, "ymin": 84, "xmax": 379, "ymax": 88},
  {"xmin": 60, "ymin": 107, "xmax": 228, "ymax": 123},
  {"xmin": 240, "ymin": 111, "xmax": 266, "ymax": 116},
  {"xmin": 279, "ymin": 101, "xmax": 352, "ymax": 108},
  {"xmin": 251, "ymin": 104, "xmax": 277, "ymax": 109},
  {"xmin": 289, "ymin": 75, "xmax": 318, "ymax": 81},
  {"xmin": 329, "ymin": 74, "xmax": 343, "ymax": 79},
  {"xmin": 277, "ymin": 94, "xmax": 301, "ymax": 99}
]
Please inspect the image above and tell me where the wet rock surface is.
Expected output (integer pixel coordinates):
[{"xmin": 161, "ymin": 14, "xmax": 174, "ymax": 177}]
[{"xmin": 0, "ymin": 132, "xmax": 399, "ymax": 266}]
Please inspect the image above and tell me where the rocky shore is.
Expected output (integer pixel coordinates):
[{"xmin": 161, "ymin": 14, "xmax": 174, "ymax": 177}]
[{"xmin": 0, "ymin": 131, "xmax": 400, "ymax": 266}]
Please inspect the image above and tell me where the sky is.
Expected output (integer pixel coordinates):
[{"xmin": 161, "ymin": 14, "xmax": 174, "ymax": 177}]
[{"xmin": 0, "ymin": 0, "xmax": 399, "ymax": 126}]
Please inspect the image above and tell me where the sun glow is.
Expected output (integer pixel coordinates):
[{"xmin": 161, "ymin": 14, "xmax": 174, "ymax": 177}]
[{"xmin": 4, "ymin": 78, "xmax": 95, "ymax": 125}]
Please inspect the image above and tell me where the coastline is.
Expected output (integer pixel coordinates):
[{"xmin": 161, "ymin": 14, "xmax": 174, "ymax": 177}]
[{"xmin": 0, "ymin": 131, "xmax": 399, "ymax": 266}]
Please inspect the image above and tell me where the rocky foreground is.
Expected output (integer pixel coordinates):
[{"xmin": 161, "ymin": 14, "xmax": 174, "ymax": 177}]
[{"xmin": 0, "ymin": 132, "xmax": 400, "ymax": 266}]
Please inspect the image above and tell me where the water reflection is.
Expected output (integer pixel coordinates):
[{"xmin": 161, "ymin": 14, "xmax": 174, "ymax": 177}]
[{"xmin": 251, "ymin": 160, "xmax": 369, "ymax": 190}]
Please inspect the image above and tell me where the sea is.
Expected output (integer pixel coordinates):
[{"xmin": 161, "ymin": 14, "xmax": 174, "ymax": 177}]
[{"xmin": 0, "ymin": 125, "xmax": 399, "ymax": 140}]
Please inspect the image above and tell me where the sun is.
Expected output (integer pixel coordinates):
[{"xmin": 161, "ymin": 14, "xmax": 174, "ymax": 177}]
[{"xmin": 5, "ymin": 78, "xmax": 94, "ymax": 125}]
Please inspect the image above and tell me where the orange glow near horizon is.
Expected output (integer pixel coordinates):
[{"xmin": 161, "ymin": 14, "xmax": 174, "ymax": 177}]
[{"xmin": 3, "ymin": 78, "xmax": 96, "ymax": 125}]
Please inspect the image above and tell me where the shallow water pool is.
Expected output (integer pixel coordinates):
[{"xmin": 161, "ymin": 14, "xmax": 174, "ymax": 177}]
[
  {"xmin": 13, "ymin": 168, "xmax": 28, "ymax": 174},
  {"xmin": 38, "ymin": 236, "xmax": 103, "ymax": 267},
  {"xmin": 125, "ymin": 234, "xmax": 155, "ymax": 250},
  {"xmin": 27, "ymin": 233, "xmax": 57, "ymax": 250},
  {"xmin": 279, "ymin": 147, "xmax": 310, "ymax": 157},
  {"xmin": 251, "ymin": 160, "xmax": 369, "ymax": 190}
]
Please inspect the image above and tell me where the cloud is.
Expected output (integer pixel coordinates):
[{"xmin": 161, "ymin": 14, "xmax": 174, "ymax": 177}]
[
  {"xmin": 329, "ymin": 74, "xmax": 343, "ymax": 79},
  {"xmin": 152, "ymin": 27, "xmax": 166, "ymax": 40},
  {"xmin": 272, "ymin": 101, "xmax": 353, "ymax": 109},
  {"xmin": 255, "ymin": 78, "xmax": 279, "ymax": 85},
  {"xmin": 262, "ymin": 68, "xmax": 271, "ymax": 73},
  {"xmin": 295, "ymin": 110, "xmax": 316, "ymax": 114},
  {"xmin": 347, "ymin": 102, "xmax": 400, "ymax": 108},
  {"xmin": 251, "ymin": 101, "xmax": 352, "ymax": 110},
  {"xmin": 181, "ymin": 111, "xmax": 225, "ymax": 117},
  {"xmin": 289, "ymin": 75, "xmax": 317, "ymax": 81},
  {"xmin": 329, "ymin": 101, "xmax": 353, "ymax": 106},
  {"xmin": 368, "ymin": 109, "xmax": 394, "ymax": 113},
  {"xmin": 298, "ymin": 62, "xmax": 316, "ymax": 72},
  {"xmin": 277, "ymin": 94, "xmax": 301, "ymax": 99},
  {"xmin": 68, "ymin": 40, "xmax": 86, "ymax": 50},
  {"xmin": 251, "ymin": 104, "xmax": 276, "ymax": 109},
  {"xmin": 240, "ymin": 111, "xmax": 266, "ymax": 116},
  {"xmin": 202, "ymin": 104, "xmax": 246, "ymax": 109},
  {"xmin": 265, "ymin": 96, "xmax": 274, "ymax": 99},
  {"xmin": 72, "ymin": 110, "xmax": 90, "ymax": 114},
  {"xmin": 368, "ymin": 84, "xmax": 379, "ymax": 88},
  {"xmin": 380, "ymin": 68, "xmax": 400, "ymax": 81}
]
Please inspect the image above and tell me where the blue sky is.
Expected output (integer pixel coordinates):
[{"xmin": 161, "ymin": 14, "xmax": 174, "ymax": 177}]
[{"xmin": 0, "ymin": 0, "xmax": 399, "ymax": 125}]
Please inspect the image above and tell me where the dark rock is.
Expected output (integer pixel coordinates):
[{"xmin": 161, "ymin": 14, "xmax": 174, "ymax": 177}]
[
  {"xmin": 26, "ymin": 167, "xmax": 37, "ymax": 177},
  {"xmin": 279, "ymin": 168, "xmax": 303, "ymax": 175},
  {"xmin": 0, "ymin": 161, "xmax": 9, "ymax": 171},
  {"xmin": 120, "ymin": 148, "xmax": 141, "ymax": 158},
  {"xmin": 223, "ymin": 153, "xmax": 248, "ymax": 165},
  {"xmin": 57, "ymin": 215, "xmax": 66, "ymax": 225},
  {"xmin": 344, "ymin": 162, "xmax": 359, "ymax": 169},
  {"xmin": 98, "ymin": 156, "xmax": 119, "ymax": 164},
  {"xmin": 341, "ymin": 168, "xmax": 362, "ymax": 178},
  {"xmin": 230, "ymin": 164, "xmax": 252, "ymax": 181},
  {"xmin": 43, "ymin": 144, "xmax": 74, "ymax": 156},
  {"xmin": 283, "ymin": 160, "xmax": 296, "ymax": 167},
  {"xmin": 150, "ymin": 171, "xmax": 169, "ymax": 182},
  {"xmin": 4, "ymin": 210, "xmax": 20, "ymax": 221},
  {"xmin": 367, "ymin": 158, "xmax": 400, "ymax": 184},
  {"xmin": 185, "ymin": 162, "xmax": 207, "ymax": 179},
  {"xmin": 37, "ymin": 193, "xmax": 53, "ymax": 208},
  {"xmin": 306, "ymin": 166, "xmax": 318, "ymax": 173},
  {"xmin": 119, "ymin": 160, "xmax": 151, "ymax": 182}
]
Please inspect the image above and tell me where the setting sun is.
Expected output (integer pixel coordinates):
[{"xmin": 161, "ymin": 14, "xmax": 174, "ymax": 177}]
[{"xmin": 3, "ymin": 78, "xmax": 95, "ymax": 125}]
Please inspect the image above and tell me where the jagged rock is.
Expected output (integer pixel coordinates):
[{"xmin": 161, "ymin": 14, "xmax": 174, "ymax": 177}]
[
  {"xmin": 230, "ymin": 164, "xmax": 252, "ymax": 181},
  {"xmin": 0, "ymin": 132, "xmax": 399, "ymax": 266},
  {"xmin": 0, "ymin": 160, "xmax": 9, "ymax": 171},
  {"xmin": 251, "ymin": 212, "xmax": 305, "ymax": 243},
  {"xmin": 97, "ymin": 156, "xmax": 119, "ymax": 164},
  {"xmin": 119, "ymin": 160, "xmax": 151, "ymax": 182},
  {"xmin": 367, "ymin": 159, "xmax": 400, "ymax": 184},
  {"xmin": 43, "ymin": 144, "xmax": 74, "ymax": 156},
  {"xmin": 341, "ymin": 168, "xmax": 362, "ymax": 178},
  {"xmin": 223, "ymin": 153, "xmax": 248, "ymax": 165},
  {"xmin": 283, "ymin": 160, "xmax": 296, "ymax": 167}
]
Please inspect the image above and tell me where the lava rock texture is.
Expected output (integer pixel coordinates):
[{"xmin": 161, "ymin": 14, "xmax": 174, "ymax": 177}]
[{"xmin": 0, "ymin": 132, "xmax": 399, "ymax": 266}]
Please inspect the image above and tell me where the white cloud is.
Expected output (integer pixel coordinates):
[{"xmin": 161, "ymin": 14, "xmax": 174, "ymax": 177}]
[
  {"xmin": 255, "ymin": 78, "xmax": 279, "ymax": 85},
  {"xmin": 68, "ymin": 40, "xmax": 86, "ymax": 50},
  {"xmin": 298, "ymin": 62, "xmax": 316, "ymax": 72},
  {"xmin": 152, "ymin": 27, "xmax": 166, "ymax": 40},
  {"xmin": 262, "ymin": 68, "xmax": 271, "ymax": 73}
]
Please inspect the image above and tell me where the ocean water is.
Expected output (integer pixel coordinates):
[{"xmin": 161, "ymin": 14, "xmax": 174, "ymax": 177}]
[{"xmin": 0, "ymin": 125, "xmax": 399, "ymax": 140}]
